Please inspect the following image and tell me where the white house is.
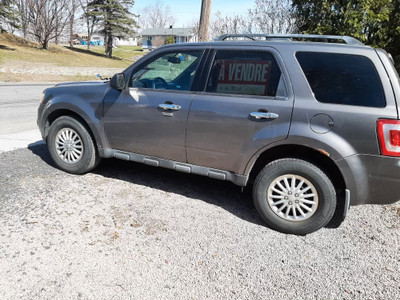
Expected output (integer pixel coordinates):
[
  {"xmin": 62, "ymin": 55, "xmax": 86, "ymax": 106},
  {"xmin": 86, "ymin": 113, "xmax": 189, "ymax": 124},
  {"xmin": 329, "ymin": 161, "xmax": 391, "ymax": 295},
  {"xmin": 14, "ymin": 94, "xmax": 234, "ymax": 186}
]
[
  {"xmin": 114, "ymin": 36, "xmax": 139, "ymax": 46},
  {"xmin": 140, "ymin": 27, "xmax": 197, "ymax": 49}
]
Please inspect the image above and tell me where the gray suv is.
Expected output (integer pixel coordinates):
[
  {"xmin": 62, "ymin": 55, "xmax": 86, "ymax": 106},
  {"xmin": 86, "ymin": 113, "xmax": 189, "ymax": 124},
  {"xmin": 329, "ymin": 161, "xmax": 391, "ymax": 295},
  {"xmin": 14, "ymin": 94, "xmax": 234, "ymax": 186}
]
[{"xmin": 37, "ymin": 34, "xmax": 400, "ymax": 235}]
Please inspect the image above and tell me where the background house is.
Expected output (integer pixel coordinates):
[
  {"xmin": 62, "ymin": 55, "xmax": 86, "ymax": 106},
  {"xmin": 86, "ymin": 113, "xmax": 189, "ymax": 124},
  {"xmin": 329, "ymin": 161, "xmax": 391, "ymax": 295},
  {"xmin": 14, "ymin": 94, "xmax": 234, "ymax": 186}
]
[
  {"xmin": 140, "ymin": 27, "xmax": 197, "ymax": 50},
  {"xmin": 114, "ymin": 36, "xmax": 139, "ymax": 46}
]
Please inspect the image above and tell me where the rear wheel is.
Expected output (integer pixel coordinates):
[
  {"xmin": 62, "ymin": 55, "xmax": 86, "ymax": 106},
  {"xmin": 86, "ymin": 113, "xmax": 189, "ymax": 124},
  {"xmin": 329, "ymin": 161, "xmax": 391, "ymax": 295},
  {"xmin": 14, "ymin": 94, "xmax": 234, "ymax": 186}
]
[
  {"xmin": 253, "ymin": 158, "xmax": 336, "ymax": 235},
  {"xmin": 47, "ymin": 116, "xmax": 100, "ymax": 174}
]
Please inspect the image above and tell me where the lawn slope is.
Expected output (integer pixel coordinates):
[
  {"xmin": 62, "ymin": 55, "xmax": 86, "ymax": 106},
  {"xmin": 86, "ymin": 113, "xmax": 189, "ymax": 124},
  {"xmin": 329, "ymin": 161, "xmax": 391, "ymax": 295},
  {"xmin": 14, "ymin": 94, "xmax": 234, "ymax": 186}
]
[
  {"xmin": 0, "ymin": 33, "xmax": 142, "ymax": 82},
  {"xmin": 0, "ymin": 33, "xmax": 133, "ymax": 68}
]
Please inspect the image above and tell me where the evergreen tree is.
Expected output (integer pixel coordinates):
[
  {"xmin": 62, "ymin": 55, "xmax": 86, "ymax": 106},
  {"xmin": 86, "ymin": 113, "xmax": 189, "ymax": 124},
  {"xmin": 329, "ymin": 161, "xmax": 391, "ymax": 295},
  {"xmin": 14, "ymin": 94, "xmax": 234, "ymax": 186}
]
[
  {"xmin": 88, "ymin": 0, "xmax": 137, "ymax": 58},
  {"xmin": 292, "ymin": 0, "xmax": 400, "ymax": 67},
  {"xmin": 0, "ymin": 0, "xmax": 19, "ymax": 33},
  {"xmin": 385, "ymin": 0, "xmax": 400, "ymax": 59},
  {"xmin": 164, "ymin": 36, "xmax": 175, "ymax": 44},
  {"xmin": 292, "ymin": 1, "xmax": 398, "ymax": 46}
]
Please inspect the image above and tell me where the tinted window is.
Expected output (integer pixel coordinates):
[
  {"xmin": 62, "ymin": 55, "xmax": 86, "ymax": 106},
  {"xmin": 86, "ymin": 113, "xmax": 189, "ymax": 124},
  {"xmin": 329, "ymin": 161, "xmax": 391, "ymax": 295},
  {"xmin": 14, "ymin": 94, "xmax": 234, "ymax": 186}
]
[
  {"xmin": 296, "ymin": 52, "xmax": 385, "ymax": 107},
  {"xmin": 206, "ymin": 51, "xmax": 286, "ymax": 97},
  {"xmin": 130, "ymin": 51, "xmax": 203, "ymax": 91}
]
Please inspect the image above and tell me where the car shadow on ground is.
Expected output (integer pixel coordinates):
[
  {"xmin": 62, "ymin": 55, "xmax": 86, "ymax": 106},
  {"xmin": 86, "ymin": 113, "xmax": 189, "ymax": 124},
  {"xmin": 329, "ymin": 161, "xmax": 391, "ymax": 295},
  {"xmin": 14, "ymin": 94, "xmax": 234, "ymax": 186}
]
[{"xmin": 28, "ymin": 143, "xmax": 266, "ymax": 227}]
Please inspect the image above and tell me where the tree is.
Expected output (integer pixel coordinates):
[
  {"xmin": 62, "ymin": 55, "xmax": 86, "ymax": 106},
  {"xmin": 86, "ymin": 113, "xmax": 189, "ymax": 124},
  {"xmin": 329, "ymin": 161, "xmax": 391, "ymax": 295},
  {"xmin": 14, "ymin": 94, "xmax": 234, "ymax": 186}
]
[
  {"xmin": 25, "ymin": 0, "xmax": 72, "ymax": 49},
  {"xmin": 209, "ymin": 11, "xmax": 246, "ymax": 40},
  {"xmin": 292, "ymin": 0, "xmax": 392, "ymax": 46},
  {"xmin": 88, "ymin": 0, "xmax": 138, "ymax": 58},
  {"xmin": 190, "ymin": 20, "xmax": 200, "ymax": 41},
  {"xmin": 68, "ymin": 0, "xmax": 78, "ymax": 47},
  {"xmin": 291, "ymin": 0, "xmax": 400, "ymax": 65},
  {"xmin": 15, "ymin": 0, "xmax": 28, "ymax": 38},
  {"xmin": 208, "ymin": 0, "xmax": 297, "ymax": 40},
  {"xmin": 152, "ymin": 35, "xmax": 164, "ymax": 47},
  {"xmin": 0, "ymin": 0, "xmax": 19, "ymax": 33},
  {"xmin": 139, "ymin": 0, "xmax": 175, "ymax": 29},
  {"xmin": 247, "ymin": 0, "xmax": 296, "ymax": 34},
  {"xmin": 385, "ymin": 0, "xmax": 400, "ymax": 59},
  {"xmin": 164, "ymin": 35, "xmax": 174, "ymax": 44},
  {"xmin": 79, "ymin": 0, "xmax": 99, "ymax": 50}
]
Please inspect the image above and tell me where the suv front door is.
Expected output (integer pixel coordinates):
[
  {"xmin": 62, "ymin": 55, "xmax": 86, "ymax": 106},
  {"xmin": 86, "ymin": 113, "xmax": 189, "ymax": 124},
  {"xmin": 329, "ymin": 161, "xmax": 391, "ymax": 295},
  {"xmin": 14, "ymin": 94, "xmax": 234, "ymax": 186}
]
[
  {"xmin": 186, "ymin": 48, "xmax": 294, "ymax": 174},
  {"xmin": 103, "ymin": 50, "xmax": 204, "ymax": 162}
]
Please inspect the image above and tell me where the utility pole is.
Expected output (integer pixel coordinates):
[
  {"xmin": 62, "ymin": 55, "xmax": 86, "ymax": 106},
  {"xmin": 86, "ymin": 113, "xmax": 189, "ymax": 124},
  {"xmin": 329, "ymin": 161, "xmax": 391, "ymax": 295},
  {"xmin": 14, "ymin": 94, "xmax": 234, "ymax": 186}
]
[{"xmin": 199, "ymin": 0, "xmax": 212, "ymax": 42}]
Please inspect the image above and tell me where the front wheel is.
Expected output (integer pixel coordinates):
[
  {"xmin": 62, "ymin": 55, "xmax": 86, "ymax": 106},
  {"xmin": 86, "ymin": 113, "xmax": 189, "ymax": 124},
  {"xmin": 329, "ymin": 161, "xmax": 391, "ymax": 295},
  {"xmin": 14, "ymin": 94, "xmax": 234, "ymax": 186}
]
[
  {"xmin": 253, "ymin": 158, "xmax": 336, "ymax": 235},
  {"xmin": 47, "ymin": 116, "xmax": 100, "ymax": 174}
]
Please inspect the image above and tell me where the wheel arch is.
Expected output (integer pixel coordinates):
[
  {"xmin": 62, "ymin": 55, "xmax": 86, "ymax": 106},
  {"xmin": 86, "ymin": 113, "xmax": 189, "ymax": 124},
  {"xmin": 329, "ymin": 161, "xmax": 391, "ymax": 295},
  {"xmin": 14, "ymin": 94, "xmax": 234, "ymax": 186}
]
[
  {"xmin": 247, "ymin": 144, "xmax": 347, "ymax": 227},
  {"xmin": 45, "ymin": 109, "xmax": 101, "ymax": 151}
]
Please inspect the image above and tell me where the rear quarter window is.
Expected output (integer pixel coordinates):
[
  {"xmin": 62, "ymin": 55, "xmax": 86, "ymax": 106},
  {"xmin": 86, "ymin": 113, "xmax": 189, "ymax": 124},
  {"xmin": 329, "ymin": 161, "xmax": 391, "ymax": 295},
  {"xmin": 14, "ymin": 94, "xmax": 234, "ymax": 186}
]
[{"xmin": 296, "ymin": 52, "xmax": 386, "ymax": 107}]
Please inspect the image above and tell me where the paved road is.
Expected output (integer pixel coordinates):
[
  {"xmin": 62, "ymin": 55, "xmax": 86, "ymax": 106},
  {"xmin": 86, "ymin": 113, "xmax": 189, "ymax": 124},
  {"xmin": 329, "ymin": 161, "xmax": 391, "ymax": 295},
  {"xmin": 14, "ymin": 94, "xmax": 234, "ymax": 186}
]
[{"xmin": 0, "ymin": 83, "xmax": 55, "ymax": 151}]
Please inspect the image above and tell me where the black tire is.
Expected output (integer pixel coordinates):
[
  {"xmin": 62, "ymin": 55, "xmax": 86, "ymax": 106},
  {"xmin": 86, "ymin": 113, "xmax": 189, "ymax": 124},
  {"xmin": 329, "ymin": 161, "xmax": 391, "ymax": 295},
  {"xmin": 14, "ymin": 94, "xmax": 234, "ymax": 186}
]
[
  {"xmin": 47, "ymin": 116, "xmax": 100, "ymax": 174},
  {"xmin": 253, "ymin": 158, "xmax": 336, "ymax": 235}
]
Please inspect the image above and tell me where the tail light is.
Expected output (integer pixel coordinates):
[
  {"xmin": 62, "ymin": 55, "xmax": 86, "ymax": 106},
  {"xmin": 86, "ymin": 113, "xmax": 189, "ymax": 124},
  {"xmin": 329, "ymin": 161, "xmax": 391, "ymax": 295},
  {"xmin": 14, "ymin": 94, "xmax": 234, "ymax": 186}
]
[{"xmin": 377, "ymin": 119, "xmax": 400, "ymax": 157}]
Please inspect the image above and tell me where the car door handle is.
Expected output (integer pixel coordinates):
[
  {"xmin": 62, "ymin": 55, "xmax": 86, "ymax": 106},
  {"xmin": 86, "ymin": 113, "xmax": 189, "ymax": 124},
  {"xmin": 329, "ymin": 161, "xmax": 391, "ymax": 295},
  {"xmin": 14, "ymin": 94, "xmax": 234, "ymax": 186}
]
[
  {"xmin": 250, "ymin": 112, "xmax": 279, "ymax": 120},
  {"xmin": 159, "ymin": 103, "xmax": 181, "ymax": 111}
]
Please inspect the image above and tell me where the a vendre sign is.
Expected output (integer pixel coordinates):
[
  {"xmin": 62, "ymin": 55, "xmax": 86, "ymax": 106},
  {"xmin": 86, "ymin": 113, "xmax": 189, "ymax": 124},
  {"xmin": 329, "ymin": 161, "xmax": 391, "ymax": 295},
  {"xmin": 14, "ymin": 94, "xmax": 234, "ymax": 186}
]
[{"xmin": 215, "ymin": 60, "xmax": 272, "ymax": 95}]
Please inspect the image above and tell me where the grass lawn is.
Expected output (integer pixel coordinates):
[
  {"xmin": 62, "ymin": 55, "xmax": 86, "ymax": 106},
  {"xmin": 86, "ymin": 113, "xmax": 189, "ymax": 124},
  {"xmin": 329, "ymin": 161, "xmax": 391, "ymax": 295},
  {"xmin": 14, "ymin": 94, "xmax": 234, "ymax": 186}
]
[
  {"xmin": 80, "ymin": 45, "xmax": 144, "ymax": 61},
  {"xmin": 0, "ymin": 33, "xmax": 133, "ymax": 69}
]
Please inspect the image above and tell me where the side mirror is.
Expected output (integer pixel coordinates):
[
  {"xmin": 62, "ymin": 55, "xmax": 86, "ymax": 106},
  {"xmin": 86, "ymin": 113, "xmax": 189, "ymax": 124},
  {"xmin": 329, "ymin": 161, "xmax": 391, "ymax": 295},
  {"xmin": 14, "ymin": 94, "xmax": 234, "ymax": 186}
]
[
  {"xmin": 167, "ymin": 56, "xmax": 181, "ymax": 64},
  {"xmin": 110, "ymin": 73, "xmax": 126, "ymax": 90}
]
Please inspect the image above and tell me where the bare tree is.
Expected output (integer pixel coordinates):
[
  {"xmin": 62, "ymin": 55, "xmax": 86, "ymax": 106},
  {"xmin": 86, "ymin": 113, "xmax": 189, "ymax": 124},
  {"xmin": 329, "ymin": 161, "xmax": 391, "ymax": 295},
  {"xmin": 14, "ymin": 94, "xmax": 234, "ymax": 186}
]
[
  {"xmin": 78, "ymin": 0, "xmax": 99, "ymax": 50},
  {"xmin": 247, "ymin": 0, "xmax": 297, "ymax": 34},
  {"xmin": 139, "ymin": 0, "xmax": 175, "ymax": 29},
  {"xmin": 209, "ymin": 11, "xmax": 246, "ymax": 40},
  {"xmin": 26, "ymin": 0, "xmax": 71, "ymax": 49},
  {"xmin": 68, "ymin": 0, "xmax": 78, "ymax": 47},
  {"xmin": 152, "ymin": 35, "xmax": 164, "ymax": 47},
  {"xmin": 190, "ymin": 20, "xmax": 200, "ymax": 41}
]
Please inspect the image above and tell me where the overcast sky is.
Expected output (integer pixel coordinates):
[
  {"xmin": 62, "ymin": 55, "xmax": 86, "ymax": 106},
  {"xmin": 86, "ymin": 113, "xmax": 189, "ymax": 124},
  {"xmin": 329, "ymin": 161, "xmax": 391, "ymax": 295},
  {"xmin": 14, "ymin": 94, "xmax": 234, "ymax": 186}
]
[{"xmin": 134, "ymin": 0, "xmax": 253, "ymax": 27}]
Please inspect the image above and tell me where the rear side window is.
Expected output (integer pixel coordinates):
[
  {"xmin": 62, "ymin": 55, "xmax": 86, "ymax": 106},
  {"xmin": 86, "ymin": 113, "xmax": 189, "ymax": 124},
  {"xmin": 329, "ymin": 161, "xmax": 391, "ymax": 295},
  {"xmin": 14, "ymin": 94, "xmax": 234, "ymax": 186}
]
[
  {"xmin": 296, "ymin": 52, "xmax": 386, "ymax": 107},
  {"xmin": 206, "ymin": 51, "xmax": 287, "ymax": 98}
]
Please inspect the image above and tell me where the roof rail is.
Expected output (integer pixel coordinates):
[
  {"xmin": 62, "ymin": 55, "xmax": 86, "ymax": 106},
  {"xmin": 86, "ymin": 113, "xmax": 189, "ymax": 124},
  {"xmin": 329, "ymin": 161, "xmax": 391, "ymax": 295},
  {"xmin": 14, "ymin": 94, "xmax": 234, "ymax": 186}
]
[{"xmin": 215, "ymin": 34, "xmax": 364, "ymax": 46}]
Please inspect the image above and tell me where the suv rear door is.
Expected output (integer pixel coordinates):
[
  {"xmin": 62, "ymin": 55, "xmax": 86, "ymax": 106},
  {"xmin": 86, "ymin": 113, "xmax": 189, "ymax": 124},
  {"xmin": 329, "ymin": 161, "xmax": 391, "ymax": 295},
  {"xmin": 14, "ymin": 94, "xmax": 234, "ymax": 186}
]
[{"xmin": 186, "ymin": 47, "xmax": 294, "ymax": 174}]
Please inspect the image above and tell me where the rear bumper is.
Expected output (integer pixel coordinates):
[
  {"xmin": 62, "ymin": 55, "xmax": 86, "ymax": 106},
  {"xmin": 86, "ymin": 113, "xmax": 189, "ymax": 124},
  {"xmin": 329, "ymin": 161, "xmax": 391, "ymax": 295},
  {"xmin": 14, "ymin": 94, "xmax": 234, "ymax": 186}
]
[{"xmin": 337, "ymin": 154, "xmax": 400, "ymax": 205}]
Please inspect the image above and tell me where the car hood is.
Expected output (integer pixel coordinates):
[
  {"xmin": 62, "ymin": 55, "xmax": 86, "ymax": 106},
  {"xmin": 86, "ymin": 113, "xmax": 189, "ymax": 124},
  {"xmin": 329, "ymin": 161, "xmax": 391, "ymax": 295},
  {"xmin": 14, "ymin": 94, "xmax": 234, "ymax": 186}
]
[
  {"xmin": 43, "ymin": 80, "xmax": 111, "ymax": 104},
  {"xmin": 55, "ymin": 80, "xmax": 109, "ymax": 87}
]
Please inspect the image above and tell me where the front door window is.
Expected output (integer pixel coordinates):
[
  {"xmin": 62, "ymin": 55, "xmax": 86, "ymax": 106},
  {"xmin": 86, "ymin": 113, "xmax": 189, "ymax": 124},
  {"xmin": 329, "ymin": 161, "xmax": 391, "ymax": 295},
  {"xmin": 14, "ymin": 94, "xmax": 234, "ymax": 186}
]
[{"xmin": 130, "ymin": 51, "xmax": 203, "ymax": 91}]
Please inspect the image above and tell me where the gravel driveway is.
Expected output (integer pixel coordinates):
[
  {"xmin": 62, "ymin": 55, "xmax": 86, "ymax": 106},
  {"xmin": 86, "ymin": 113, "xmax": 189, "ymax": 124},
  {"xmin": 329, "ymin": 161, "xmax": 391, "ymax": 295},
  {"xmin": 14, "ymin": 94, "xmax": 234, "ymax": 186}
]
[{"xmin": 0, "ymin": 144, "xmax": 399, "ymax": 300}]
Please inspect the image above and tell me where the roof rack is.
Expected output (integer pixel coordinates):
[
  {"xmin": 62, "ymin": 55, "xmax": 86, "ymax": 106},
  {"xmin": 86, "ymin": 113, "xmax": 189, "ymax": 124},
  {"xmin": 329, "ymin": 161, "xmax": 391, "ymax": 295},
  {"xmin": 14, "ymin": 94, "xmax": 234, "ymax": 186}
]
[{"xmin": 215, "ymin": 34, "xmax": 364, "ymax": 46}]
